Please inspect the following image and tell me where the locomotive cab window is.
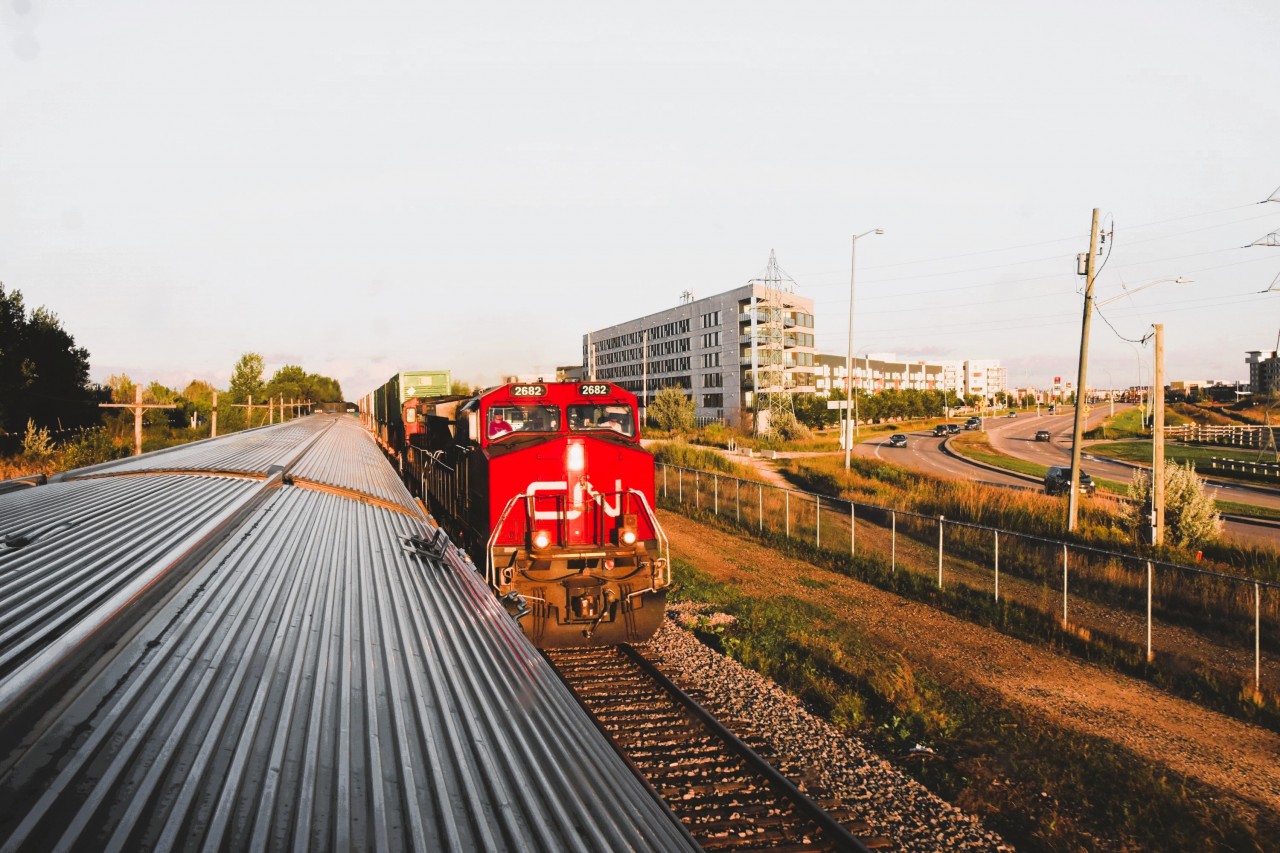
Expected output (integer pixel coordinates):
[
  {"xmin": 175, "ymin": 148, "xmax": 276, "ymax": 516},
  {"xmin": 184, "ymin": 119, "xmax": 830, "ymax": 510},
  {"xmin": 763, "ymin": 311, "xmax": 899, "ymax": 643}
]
[
  {"xmin": 487, "ymin": 404, "xmax": 560, "ymax": 439},
  {"xmin": 567, "ymin": 404, "xmax": 635, "ymax": 438}
]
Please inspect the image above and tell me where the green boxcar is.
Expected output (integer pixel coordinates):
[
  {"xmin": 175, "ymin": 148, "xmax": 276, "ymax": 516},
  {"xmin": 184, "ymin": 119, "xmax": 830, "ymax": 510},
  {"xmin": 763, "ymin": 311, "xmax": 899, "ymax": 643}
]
[{"xmin": 373, "ymin": 370, "xmax": 451, "ymax": 450}]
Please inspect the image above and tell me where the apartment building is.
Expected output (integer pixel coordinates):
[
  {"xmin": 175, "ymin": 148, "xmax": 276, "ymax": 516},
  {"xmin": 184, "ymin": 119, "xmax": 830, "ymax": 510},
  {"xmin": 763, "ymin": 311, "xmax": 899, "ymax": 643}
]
[
  {"xmin": 815, "ymin": 355, "xmax": 1004, "ymax": 400},
  {"xmin": 1247, "ymin": 350, "xmax": 1280, "ymax": 395},
  {"xmin": 584, "ymin": 284, "xmax": 816, "ymax": 425}
]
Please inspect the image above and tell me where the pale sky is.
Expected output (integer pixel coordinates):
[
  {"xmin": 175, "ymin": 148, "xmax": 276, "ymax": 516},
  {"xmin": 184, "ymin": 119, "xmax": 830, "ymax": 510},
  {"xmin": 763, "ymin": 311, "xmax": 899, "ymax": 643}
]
[{"xmin": 3, "ymin": 0, "xmax": 1278, "ymax": 399}]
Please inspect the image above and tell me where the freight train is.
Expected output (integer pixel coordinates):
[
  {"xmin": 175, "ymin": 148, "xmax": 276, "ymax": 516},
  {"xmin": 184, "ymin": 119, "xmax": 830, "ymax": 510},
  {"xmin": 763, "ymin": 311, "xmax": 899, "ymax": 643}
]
[{"xmin": 366, "ymin": 380, "xmax": 669, "ymax": 648}]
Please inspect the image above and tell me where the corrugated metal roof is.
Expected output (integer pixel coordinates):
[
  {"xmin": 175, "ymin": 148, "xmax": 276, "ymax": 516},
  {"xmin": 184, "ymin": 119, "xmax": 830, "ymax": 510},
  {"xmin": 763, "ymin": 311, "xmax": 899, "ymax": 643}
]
[
  {"xmin": 56, "ymin": 418, "xmax": 331, "ymax": 479},
  {"xmin": 286, "ymin": 417, "xmax": 419, "ymax": 511},
  {"xmin": 0, "ymin": 419, "xmax": 695, "ymax": 852},
  {"xmin": 0, "ymin": 474, "xmax": 265, "ymax": 696}
]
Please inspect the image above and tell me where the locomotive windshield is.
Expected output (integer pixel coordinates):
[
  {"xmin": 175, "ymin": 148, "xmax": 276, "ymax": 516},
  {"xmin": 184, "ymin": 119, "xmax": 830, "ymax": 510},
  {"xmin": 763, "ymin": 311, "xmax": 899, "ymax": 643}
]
[
  {"xmin": 487, "ymin": 404, "xmax": 560, "ymax": 439},
  {"xmin": 567, "ymin": 404, "xmax": 635, "ymax": 438}
]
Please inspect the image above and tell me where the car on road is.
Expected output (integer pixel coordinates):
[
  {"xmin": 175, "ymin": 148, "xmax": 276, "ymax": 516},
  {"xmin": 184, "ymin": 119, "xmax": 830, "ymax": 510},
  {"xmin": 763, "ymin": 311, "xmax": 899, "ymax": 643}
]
[
  {"xmin": 1044, "ymin": 466, "xmax": 1095, "ymax": 496},
  {"xmin": 945, "ymin": 423, "xmax": 961, "ymax": 435},
  {"xmin": 888, "ymin": 433, "xmax": 907, "ymax": 447},
  {"xmin": 964, "ymin": 416, "xmax": 981, "ymax": 430},
  {"xmin": 1007, "ymin": 411, "xmax": 1017, "ymax": 417},
  {"xmin": 1048, "ymin": 405, "xmax": 1057, "ymax": 415},
  {"xmin": 934, "ymin": 424, "xmax": 949, "ymax": 437},
  {"xmin": 1035, "ymin": 429, "xmax": 1051, "ymax": 442}
]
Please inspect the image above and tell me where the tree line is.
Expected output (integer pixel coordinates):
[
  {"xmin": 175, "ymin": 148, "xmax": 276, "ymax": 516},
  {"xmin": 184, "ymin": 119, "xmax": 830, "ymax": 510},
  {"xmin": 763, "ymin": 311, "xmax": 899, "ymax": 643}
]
[{"xmin": 1, "ymin": 284, "xmax": 344, "ymax": 468}]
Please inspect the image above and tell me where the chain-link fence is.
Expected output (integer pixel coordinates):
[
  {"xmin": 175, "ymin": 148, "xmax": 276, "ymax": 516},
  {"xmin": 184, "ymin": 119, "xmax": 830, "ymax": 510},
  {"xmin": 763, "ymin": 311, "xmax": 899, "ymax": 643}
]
[{"xmin": 658, "ymin": 464, "xmax": 1280, "ymax": 705}]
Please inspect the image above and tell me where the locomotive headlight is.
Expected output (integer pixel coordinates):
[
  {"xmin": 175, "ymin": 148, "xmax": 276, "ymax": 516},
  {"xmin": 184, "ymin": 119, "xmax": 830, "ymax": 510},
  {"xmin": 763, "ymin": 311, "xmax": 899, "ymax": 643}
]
[
  {"xmin": 620, "ymin": 529, "xmax": 637, "ymax": 546},
  {"xmin": 531, "ymin": 529, "xmax": 551, "ymax": 550},
  {"xmin": 566, "ymin": 440, "xmax": 586, "ymax": 473}
]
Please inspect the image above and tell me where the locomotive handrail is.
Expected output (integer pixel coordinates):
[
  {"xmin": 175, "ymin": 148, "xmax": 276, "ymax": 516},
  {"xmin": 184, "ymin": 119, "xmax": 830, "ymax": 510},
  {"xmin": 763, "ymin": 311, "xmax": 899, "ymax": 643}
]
[
  {"xmin": 623, "ymin": 488, "xmax": 671, "ymax": 586},
  {"xmin": 486, "ymin": 492, "xmax": 525, "ymax": 587},
  {"xmin": 485, "ymin": 486, "xmax": 670, "ymax": 589}
]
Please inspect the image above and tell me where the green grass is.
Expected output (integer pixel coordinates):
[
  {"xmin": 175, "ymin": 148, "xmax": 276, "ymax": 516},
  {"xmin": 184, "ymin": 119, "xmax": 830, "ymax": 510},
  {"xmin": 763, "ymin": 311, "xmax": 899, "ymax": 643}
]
[
  {"xmin": 670, "ymin": 558, "xmax": 1272, "ymax": 851},
  {"xmin": 1216, "ymin": 500, "xmax": 1280, "ymax": 522},
  {"xmin": 946, "ymin": 430, "xmax": 1131, "ymax": 495}
]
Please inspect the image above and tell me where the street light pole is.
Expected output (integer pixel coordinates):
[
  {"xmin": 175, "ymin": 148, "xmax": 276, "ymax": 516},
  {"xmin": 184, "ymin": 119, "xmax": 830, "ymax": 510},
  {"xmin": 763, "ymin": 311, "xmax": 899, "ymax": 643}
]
[
  {"xmin": 1152, "ymin": 324, "xmax": 1166, "ymax": 546},
  {"xmin": 845, "ymin": 228, "xmax": 883, "ymax": 471}
]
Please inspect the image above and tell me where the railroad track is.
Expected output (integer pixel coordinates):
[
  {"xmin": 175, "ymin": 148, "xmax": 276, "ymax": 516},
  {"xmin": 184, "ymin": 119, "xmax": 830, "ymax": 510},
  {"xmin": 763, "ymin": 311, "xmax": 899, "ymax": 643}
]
[{"xmin": 546, "ymin": 645, "xmax": 888, "ymax": 852}]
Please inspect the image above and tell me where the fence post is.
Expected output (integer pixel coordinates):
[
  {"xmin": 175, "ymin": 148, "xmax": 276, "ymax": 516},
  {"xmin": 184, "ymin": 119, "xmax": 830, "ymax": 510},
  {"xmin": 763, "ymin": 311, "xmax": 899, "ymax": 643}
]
[
  {"xmin": 1062, "ymin": 544, "xmax": 1069, "ymax": 625},
  {"xmin": 816, "ymin": 495, "xmax": 821, "ymax": 548},
  {"xmin": 1257, "ymin": 582, "xmax": 1263, "ymax": 696},
  {"xmin": 736, "ymin": 479, "xmax": 740, "ymax": 523},
  {"xmin": 937, "ymin": 516, "xmax": 945, "ymax": 589},
  {"xmin": 850, "ymin": 502, "xmax": 856, "ymax": 558},
  {"xmin": 1152, "ymin": 558, "xmax": 1162, "ymax": 666},
  {"xmin": 663, "ymin": 464, "xmax": 668, "ymax": 498},
  {"xmin": 785, "ymin": 490, "xmax": 790, "ymax": 538},
  {"xmin": 714, "ymin": 474, "xmax": 719, "ymax": 515},
  {"xmin": 695, "ymin": 470, "xmax": 700, "ymax": 510},
  {"xmin": 994, "ymin": 530, "xmax": 999, "ymax": 602},
  {"xmin": 758, "ymin": 483, "xmax": 763, "ymax": 532},
  {"xmin": 891, "ymin": 511, "xmax": 896, "ymax": 573}
]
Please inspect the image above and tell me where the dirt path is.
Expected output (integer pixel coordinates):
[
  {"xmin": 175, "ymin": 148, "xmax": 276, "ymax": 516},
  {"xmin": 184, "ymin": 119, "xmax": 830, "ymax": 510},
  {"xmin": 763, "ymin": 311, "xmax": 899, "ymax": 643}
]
[{"xmin": 659, "ymin": 509, "xmax": 1280, "ymax": 822}]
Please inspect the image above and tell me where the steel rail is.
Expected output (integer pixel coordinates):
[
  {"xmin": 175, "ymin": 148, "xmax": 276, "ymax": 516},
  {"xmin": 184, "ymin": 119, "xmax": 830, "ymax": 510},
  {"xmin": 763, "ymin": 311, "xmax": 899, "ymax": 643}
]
[{"xmin": 617, "ymin": 643, "xmax": 874, "ymax": 853}]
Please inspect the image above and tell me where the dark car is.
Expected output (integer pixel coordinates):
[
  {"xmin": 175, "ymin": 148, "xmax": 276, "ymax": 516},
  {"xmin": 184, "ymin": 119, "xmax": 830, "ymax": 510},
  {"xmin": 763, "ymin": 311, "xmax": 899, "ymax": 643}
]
[
  {"xmin": 1044, "ymin": 466, "xmax": 1095, "ymax": 496},
  {"xmin": 1007, "ymin": 411, "xmax": 1017, "ymax": 418},
  {"xmin": 888, "ymin": 433, "xmax": 907, "ymax": 447},
  {"xmin": 1035, "ymin": 429, "xmax": 1051, "ymax": 442},
  {"xmin": 934, "ymin": 424, "xmax": 949, "ymax": 437},
  {"xmin": 946, "ymin": 423, "xmax": 961, "ymax": 435},
  {"xmin": 964, "ymin": 417, "xmax": 981, "ymax": 430}
]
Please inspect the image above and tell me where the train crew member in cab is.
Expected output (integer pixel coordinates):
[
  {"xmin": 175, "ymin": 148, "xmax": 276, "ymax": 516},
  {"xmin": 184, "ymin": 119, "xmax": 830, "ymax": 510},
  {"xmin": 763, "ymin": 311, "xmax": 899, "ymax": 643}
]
[{"xmin": 488, "ymin": 410, "xmax": 513, "ymax": 438}]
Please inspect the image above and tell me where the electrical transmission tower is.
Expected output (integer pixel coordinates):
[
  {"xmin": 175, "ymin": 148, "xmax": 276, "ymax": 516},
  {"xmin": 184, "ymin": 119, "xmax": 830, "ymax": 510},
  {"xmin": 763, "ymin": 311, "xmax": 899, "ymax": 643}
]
[{"xmin": 747, "ymin": 250, "xmax": 797, "ymax": 433}]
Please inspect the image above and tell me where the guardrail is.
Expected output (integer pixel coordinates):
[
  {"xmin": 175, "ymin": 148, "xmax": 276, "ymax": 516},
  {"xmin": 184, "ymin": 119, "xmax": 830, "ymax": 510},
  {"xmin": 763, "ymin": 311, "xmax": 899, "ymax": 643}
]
[
  {"xmin": 1210, "ymin": 458, "xmax": 1280, "ymax": 480},
  {"xmin": 657, "ymin": 463, "xmax": 1278, "ymax": 704}
]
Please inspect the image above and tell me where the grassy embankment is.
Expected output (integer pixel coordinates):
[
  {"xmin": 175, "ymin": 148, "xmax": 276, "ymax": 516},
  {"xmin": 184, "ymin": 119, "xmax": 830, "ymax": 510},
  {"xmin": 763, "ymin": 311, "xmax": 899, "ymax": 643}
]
[
  {"xmin": 671, "ymin": 559, "xmax": 1271, "ymax": 852},
  {"xmin": 660, "ymin": 452, "xmax": 1280, "ymax": 849},
  {"xmin": 658, "ymin": 450, "xmax": 1280, "ymax": 724}
]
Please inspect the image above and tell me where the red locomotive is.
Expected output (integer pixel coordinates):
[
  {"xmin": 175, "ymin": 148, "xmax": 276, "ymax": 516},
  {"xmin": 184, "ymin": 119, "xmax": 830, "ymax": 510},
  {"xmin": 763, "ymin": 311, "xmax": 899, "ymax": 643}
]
[{"xmin": 398, "ymin": 381, "xmax": 669, "ymax": 648}]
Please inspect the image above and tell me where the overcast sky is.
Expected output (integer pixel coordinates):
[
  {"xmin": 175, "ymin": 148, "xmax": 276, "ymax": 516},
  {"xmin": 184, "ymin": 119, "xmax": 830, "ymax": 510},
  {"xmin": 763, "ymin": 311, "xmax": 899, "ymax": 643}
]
[{"xmin": 3, "ymin": 0, "xmax": 1277, "ymax": 399}]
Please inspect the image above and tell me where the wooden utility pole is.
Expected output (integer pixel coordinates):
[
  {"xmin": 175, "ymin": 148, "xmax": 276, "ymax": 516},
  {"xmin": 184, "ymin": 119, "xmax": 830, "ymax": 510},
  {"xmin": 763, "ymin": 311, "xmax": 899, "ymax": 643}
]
[
  {"xmin": 211, "ymin": 390, "xmax": 218, "ymax": 437},
  {"xmin": 231, "ymin": 395, "xmax": 270, "ymax": 428},
  {"xmin": 1068, "ymin": 208, "xmax": 1101, "ymax": 531},
  {"xmin": 1152, "ymin": 324, "xmax": 1166, "ymax": 546},
  {"xmin": 99, "ymin": 386, "xmax": 177, "ymax": 456}
]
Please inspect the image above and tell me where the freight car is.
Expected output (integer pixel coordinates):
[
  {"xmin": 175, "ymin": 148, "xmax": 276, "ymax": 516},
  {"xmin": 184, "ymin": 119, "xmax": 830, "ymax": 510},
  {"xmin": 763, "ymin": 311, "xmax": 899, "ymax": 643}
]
[
  {"xmin": 362, "ymin": 370, "xmax": 451, "ymax": 453},
  {"xmin": 393, "ymin": 381, "xmax": 670, "ymax": 648}
]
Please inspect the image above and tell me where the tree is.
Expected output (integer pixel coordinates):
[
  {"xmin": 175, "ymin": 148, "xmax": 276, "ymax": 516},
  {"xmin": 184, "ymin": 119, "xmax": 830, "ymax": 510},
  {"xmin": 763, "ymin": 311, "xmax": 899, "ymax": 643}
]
[
  {"xmin": 263, "ymin": 365, "xmax": 344, "ymax": 405},
  {"xmin": 1124, "ymin": 461, "xmax": 1222, "ymax": 548},
  {"xmin": 0, "ymin": 284, "xmax": 100, "ymax": 433},
  {"xmin": 649, "ymin": 387, "xmax": 695, "ymax": 433},
  {"xmin": 793, "ymin": 393, "xmax": 836, "ymax": 429},
  {"xmin": 229, "ymin": 353, "xmax": 265, "ymax": 403}
]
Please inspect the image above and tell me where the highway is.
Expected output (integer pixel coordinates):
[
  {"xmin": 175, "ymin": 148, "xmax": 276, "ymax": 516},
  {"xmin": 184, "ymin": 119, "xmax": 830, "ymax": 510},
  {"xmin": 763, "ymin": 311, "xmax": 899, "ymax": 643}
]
[{"xmin": 855, "ymin": 406, "xmax": 1280, "ymax": 547}]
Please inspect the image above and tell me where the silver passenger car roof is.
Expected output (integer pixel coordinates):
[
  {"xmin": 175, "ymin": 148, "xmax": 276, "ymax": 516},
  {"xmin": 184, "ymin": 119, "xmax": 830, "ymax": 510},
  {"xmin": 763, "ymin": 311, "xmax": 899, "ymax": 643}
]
[{"xmin": 0, "ymin": 416, "xmax": 695, "ymax": 851}]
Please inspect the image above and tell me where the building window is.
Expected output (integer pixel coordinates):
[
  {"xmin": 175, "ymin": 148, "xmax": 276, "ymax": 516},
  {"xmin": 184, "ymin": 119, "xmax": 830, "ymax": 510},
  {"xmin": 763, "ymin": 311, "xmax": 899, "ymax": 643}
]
[{"xmin": 702, "ymin": 393, "xmax": 724, "ymax": 408}]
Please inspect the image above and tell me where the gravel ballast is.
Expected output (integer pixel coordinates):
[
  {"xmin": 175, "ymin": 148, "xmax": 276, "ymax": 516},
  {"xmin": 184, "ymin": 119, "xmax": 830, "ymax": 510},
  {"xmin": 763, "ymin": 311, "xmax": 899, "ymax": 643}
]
[{"xmin": 642, "ymin": 606, "xmax": 1013, "ymax": 852}]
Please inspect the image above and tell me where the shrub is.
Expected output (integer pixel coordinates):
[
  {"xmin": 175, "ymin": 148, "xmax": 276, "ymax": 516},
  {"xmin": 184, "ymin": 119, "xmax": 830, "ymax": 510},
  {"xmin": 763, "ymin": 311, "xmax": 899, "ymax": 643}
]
[
  {"xmin": 650, "ymin": 387, "xmax": 695, "ymax": 433},
  {"xmin": 1124, "ymin": 462, "xmax": 1222, "ymax": 548}
]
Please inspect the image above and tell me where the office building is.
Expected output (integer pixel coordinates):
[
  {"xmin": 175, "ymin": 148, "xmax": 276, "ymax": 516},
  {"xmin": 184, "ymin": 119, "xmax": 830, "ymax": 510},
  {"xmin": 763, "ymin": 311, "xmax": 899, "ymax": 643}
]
[{"xmin": 583, "ymin": 284, "xmax": 816, "ymax": 426}]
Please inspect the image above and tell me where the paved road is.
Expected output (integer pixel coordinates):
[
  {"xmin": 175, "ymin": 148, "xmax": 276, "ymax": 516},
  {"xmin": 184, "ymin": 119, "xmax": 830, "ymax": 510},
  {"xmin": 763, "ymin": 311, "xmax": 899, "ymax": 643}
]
[{"xmin": 855, "ymin": 407, "xmax": 1280, "ymax": 547}]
